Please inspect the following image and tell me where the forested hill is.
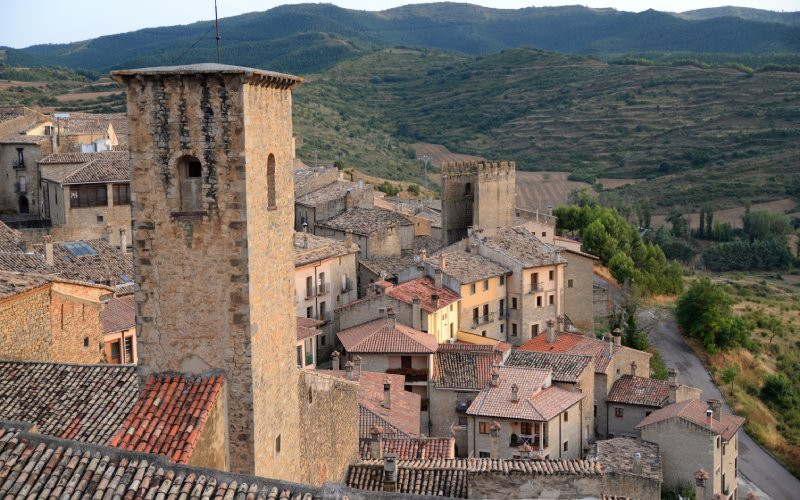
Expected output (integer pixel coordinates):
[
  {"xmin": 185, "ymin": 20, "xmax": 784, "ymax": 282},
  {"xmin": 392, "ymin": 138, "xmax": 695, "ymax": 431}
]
[{"xmin": 5, "ymin": 3, "xmax": 800, "ymax": 74}]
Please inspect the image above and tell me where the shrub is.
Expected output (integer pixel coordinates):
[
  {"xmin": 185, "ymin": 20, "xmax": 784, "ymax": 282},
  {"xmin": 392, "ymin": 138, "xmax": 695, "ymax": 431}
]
[{"xmin": 675, "ymin": 278, "xmax": 749, "ymax": 351}]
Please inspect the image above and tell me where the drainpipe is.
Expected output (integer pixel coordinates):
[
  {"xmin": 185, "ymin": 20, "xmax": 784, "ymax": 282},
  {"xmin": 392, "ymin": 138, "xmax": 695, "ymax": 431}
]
[{"xmin": 559, "ymin": 412, "xmax": 562, "ymax": 458}]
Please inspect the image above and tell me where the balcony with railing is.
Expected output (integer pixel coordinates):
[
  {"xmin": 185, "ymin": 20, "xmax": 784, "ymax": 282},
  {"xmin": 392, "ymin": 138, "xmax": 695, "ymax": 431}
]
[
  {"xmin": 12, "ymin": 159, "xmax": 25, "ymax": 170},
  {"xmin": 386, "ymin": 367, "xmax": 429, "ymax": 382},
  {"xmin": 470, "ymin": 313, "xmax": 494, "ymax": 328},
  {"xmin": 527, "ymin": 282, "xmax": 545, "ymax": 294},
  {"xmin": 510, "ymin": 433, "xmax": 547, "ymax": 449}
]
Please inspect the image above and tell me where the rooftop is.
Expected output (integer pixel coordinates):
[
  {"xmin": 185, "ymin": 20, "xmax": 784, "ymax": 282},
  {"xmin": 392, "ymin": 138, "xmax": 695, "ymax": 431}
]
[
  {"xmin": 504, "ymin": 350, "xmax": 593, "ymax": 384},
  {"xmin": 606, "ymin": 375, "xmax": 686, "ymax": 407},
  {"xmin": 636, "ymin": 399, "xmax": 746, "ymax": 441},
  {"xmin": 111, "ymin": 63, "xmax": 303, "ymax": 88},
  {"xmin": 0, "ymin": 134, "xmax": 49, "ymax": 145},
  {"xmin": 338, "ymin": 317, "xmax": 439, "ymax": 354},
  {"xmin": 32, "ymin": 238, "xmax": 134, "ymax": 287},
  {"xmin": 425, "ymin": 250, "xmax": 509, "ymax": 285},
  {"xmin": 591, "ymin": 437, "xmax": 662, "ymax": 482},
  {"xmin": 317, "ymin": 207, "xmax": 413, "ymax": 236},
  {"xmin": 519, "ymin": 331, "xmax": 650, "ymax": 373},
  {"xmin": 431, "ymin": 351, "xmax": 495, "ymax": 390},
  {"xmin": 479, "ymin": 226, "xmax": 566, "ymax": 268},
  {"xmin": 359, "ymin": 437, "xmax": 455, "ymax": 460},
  {"xmin": 296, "ymin": 179, "xmax": 361, "ymax": 206},
  {"xmin": 0, "ymin": 271, "xmax": 51, "ymax": 299},
  {"xmin": 102, "ymin": 294, "xmax": 136, "ymax": 333},
  {"xmin": 294, "ymin": 231, "xmax": 358, "ymax": 267},
  {"xmin": 297, "ymin": 316, "xmax": 325, "ymax": 341},
  {"xmin": 467, "ymin": 366, "xmax": 582, "ymax": 421},
  {"xmin": 386, "ymin": 277, "xmax": 460, "ymax": 313},
  {"xmin": 360, "ymin": 254, "xmax": 418, "ymax": 279},
  {"xmin": 0, "ymin": 222, "xmax": 53, "ymax": 274},
  {"xmin": 39, "ymin": 151, "xmax": 129, "ymax": 184}
]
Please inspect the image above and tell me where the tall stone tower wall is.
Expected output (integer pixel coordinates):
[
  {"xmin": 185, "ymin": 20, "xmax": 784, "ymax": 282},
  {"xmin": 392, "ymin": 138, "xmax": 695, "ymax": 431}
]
[{"xmin": 440, "ymin": 160, "xmax": 516, "ymax": 244}]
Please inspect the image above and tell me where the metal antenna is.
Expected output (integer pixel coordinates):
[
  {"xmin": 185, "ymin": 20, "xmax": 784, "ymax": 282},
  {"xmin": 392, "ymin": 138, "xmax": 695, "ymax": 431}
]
[{"xmin": 214, "ymin": 0, "xmax": 221, "ymax": 63}]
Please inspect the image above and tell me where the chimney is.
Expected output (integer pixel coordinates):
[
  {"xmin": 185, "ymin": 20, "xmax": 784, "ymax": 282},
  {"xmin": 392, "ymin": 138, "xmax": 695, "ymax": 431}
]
[
  {"xmin": 431, "ymin": 293, "xmax": 440, "ymax": 309},
  {"xmin": 630, "ymin": 361, "xmax": 637, "ymax": 377},
  {"xmin": 510, "ymin": 383, "xmax": 519, "ymax": 403},
  {"xmin": 434, "ymin": 269, "xmax": 443, "ymax": 290},
  {"xmin": 708, "ymin": 399, "xmax": 721, "ymax": 421},
  {"xmin": 669, "ymin": 382, "xmax": 678, "ymax": 404},
  {"xmin": 344, "ymin": 190, "xmax": 353, "ymax": 211},
  {"xmin": 632, "ymin": 452, "xmax": 642, "ymax": 475},
  {"xmin": 490, "ymin": 367, "xmax": 499, "ymax": 388},
  {"xmin": 411, "ymin": 296, "xmax": 422, "ymax": 330},
  {"xmin": 612, "ymin": 327, "xmax": 622, "ymax": 345},
  {"xmin": 369, "ymin": 425, "xmax": 383, "ymax": 459},
  {"xmin": 104, "ymin": 224, "xmax": 112, "ymax": 242},
  {"xmin": 387, "ymin": 308, "xmax": 397, "ymax": 329},
  {"xmin": 705, "ymin": 408, "xmax": 713, "ymax": 426},
  {"xmin": 353, "ymin": 355, "xmax": 362, "ymax": 378},
  {"xmin": 546, "ymin": 319, "xmax": 556, "ymax": 343},
  {"xmin": 345, "ymin": 230, "xmax": 353, "ymax": 248},
  {"xmin": 439, "ymin": 253, "xmax": 446, "ymax": 272},
  {"xmin": 43, "ymin": 235, "xmax": 53, "ymax": 266},
  {"xmin": 383, "ymin": 378, "xmax": 391, "ymax": 409},
  {"xmin": 419, "ymin": 249, "xmax": 427, "ymax": 261},
  {"xmin": 119, "ymin": 228, "xmax": 127, "ymax": 252},
  {"xmin": 358, "ymin": 179, "xmax": 364, "ymax": 191},
  {"xmin": 383, "ymin": 453, "xmax": 397, "ymax": 492},
  {"xmin": 331, "ymin": 351, "xmax": 340, "ymax": 371},
  {"xmin": 302, "ymin": 233, "xmax": 309, "ymax": 249},
  {"xmin": 694, "ymin": 469, "xmax": 710, "ymax": 500},
  {"xmin": 345, "ymin": 360, "xmax": 354, "ymax": 380},
  {"xmin": 668, "ymin": 368, "xmax": 678, "ymax": 385},
  {"xmin": 603, "ymin": 334, "xmax": 613, "ymax": 356}
]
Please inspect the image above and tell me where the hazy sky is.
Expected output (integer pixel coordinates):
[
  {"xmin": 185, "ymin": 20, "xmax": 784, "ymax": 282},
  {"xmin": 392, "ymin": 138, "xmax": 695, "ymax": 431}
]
[{"xmin": 2, "ymin": 0, "xmax": 798, "ymax": 48}]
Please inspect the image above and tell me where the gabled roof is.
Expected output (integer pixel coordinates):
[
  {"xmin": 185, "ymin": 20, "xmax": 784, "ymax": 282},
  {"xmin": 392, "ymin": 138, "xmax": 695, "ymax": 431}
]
[
  {"xmin": 0, "ymin": 134, "xmax": 49, "ymax": 145},
  {"xmin": 431, "ymin": 351, "xmax": 495, "ymax": 390},
  {"xmin": 102, "ymin": 294, "xmax": 135, "ymax": 333},
  {"xmin": 467, "ymin": 366, "xmax": 583, "ymax": 421},
  {"xmin": 518, "ymin": 331, "xmax": 651, "ymax": 373},
  {"xmin": 0, "ymin": 271, "xmax": 51, "ymax": 299},
  {"xmin": 505, "ymin": 350, "xmax": 593, "ymax": 384},
  {"xmin": 294, "ymin": 231, "xmax": 358, "ymax": 267},
  {"xmin": 0, "ymin": 222, "xmax": 53, "ymax": 274},
  {"xmin": 40, "ymin": 152, "xmax": 129, "ymax": 184},
  {"xmin": 606, "ymin": 375, "xmax": 674, "ymax": 407},
  {"xmin": 636, "ymin": 399, "xmax": 745, "ymax": 441},
  {"xmin": 424, "ymin": 250, "xmax": 509, "ymax": 284},
  {"xmin": 33, "ymin": 238, "xmax": 133, "ymax": 287},
  {"xmin": 479, "ymin": 226, "xmax": 566, "ymax": 268},
  {"xmin": 316, "ymin": 207, "xmax": 413, "ymax": 236},
  {"xmin": 386, "ymin": 277, "xmax": 460, "ymax": 312},
  {"xmin": 338, "ymin": 317, "xmax": 439, "ymax": 354},
  {"xmin": 296, "ymin": 179, "xmax": 360, "ymax": 206},
  {"xmin": 297, "ymin": 316, "xmax": 324, "ymax": 341},
  {"xmin": 359, "ymin": 437, "xmax": 455, "ymax": 460}
]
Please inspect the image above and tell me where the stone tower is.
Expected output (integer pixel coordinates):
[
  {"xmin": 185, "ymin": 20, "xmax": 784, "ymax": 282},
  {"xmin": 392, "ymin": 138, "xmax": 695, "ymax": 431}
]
[
  {"xmin": 112, "ymin": 64, "xmax": 303, "ymax": 477},
  {"xmin": 441, "ymin": 160, "xmax": 516, "ymax": 245}
]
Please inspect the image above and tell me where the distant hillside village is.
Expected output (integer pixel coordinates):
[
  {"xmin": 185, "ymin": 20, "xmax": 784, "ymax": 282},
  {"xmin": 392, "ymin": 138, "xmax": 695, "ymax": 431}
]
[{"xmin": 0, "ymin": 64, "xmax": 747, "ymax": 499}]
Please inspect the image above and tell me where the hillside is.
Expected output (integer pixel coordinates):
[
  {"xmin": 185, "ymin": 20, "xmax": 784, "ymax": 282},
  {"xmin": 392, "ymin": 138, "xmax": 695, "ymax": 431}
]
[
  {"xmin": 6, "ymin": 3, "xmax": 800, "ymax": 74},
  {"xmin": 678, "ymin": 7, "xmax": 800, "ymax": 26},
  {"xmin": 293, "ymin": 47, "xmax": 800, "ymax": 211}
]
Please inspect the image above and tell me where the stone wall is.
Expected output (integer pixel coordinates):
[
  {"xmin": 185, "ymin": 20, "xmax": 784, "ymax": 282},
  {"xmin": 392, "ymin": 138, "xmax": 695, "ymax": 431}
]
[
  {"xmin": 641, "ymin": 419, "xmax": 716, "ymax": 491},
  {"xmin": 50, "ymin": 182, "xmax": 131, "ymax": 247},
  {"xmin": 563, "ymin": 251, "xmax": 595, "ymax": 334},
  {"xmin": 607, "ymin": 403, "xmax": 653, "ymax": 438},
  {"xmin": 428, "ymin": 387, "xmax": 474, "ymax": 456},
  {"xmin": 188, "ymin": 382, "xmax": 229, "ymax": 470},
  {"xmin": 0, "ymin": 285, "xmax": 51, "ymax": 361},
  {"xmin": 0, "ymin": 142, "xmax": 50, "ymax": 215},
  {"xmin": 469, "ymin": 471, "xmax": 660, "ymax": 500}
]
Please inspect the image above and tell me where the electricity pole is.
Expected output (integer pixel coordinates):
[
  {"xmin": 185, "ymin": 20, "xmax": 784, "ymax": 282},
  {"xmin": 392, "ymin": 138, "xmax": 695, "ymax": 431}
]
[{"xmin": 417, "ymin": 155, "xmax": 432, "ymax": 191}]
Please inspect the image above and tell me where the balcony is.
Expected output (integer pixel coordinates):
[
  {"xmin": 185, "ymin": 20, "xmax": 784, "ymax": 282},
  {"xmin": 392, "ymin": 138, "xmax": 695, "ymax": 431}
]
[
  {"xmin": 498, "ymin": 308, "xmax": 509, "ymax": 319},
  {"xmin": 12, "ymin": 159, "xmax": 25, "ymax": 170},
  {"xmin": 510, "ymin": 433, "xmax": 547, "ymax": 448},
  {"xmin": 386, "ymin": 367, "xmax": 429, "ymax": 382},
  {"xmin": 527, "ymin": 282, "xmax": 545, "ymax": 294},
  {"xmin": 471, "ymin": 313, "xmax": 494, "ymax": 328},
  {"xmin": 317, "ymin": 282, "xmax": 330, "ymax": 295}
]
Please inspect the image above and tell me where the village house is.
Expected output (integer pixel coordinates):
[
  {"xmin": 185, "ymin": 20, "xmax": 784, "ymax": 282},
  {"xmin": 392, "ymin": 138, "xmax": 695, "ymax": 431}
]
[
  {"xmin": 375, "ymin": 196, "xmax": 443, "ymax": 241},
  {"xmin": 337, "ymin": 309, "xmax": 438, "ymax": 410},
  {"xmin": 504, "ymin": 349, "xmax": 595, "ymax": 453},
  {"xmin": 638, "ymin": 399, "xmax": 744, "ymax": 498},
  {"xmin": 102, "ymin": 292, "xmax": 137, "ymax": 364},
  {"xmin": 0, "ymin": 271, "xmax": 110, "ymax": 364},
  {"xmin": 33, "ymin": 236, "xmax": 134, "ymax": 288},
  {"xmin": 359, "ymin": 431, "xmax": 455, "ymax": 460},
  {"xmin": 38, "ymin": 150, "xmax": 131, "ymax": 247},
  {"xmin": 0, "ymin": 221, "xmax": 53, "ymax": 273},
  {"xmin": 297, "ymin": 316, "xmax": 324, "ymax": 369},
  {"xmin": 294, "ymin": 166, "xmax": 374, "ymax": 233},
  {"xmin": 466, "ymin": 365, "xmax": 584, "ymax": 460},
  {"xmin": 293, "ymin": 230, "xmax": 359, "ymax": 359},
  {"xmin": 518, "ymin": 328, "xmax": 652, "ymax": 439},
  {"xmin": 606, "ymin": 367, "xmax": 702, "ymax": 438}
]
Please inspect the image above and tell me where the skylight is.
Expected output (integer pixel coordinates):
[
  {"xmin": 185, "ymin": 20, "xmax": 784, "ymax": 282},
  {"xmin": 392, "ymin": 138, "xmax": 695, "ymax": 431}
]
[{"xmin": 63, "ymin": 241, "xmax": 97, "ymax": 256}]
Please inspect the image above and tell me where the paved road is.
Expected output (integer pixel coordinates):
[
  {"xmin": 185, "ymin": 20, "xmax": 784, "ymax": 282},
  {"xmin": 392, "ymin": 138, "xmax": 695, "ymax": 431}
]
[{"xmin": 641, "ymin": 308, "xmax": 799, "ymax": 500}]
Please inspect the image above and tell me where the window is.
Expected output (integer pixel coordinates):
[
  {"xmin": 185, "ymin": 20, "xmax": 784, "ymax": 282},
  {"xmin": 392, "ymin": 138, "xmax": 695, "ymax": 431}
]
[
  {"xmin": 531, "ymin": 272, "xmax": 539, "ymax": 290},
  {"xmin": 563, "ymin": 441, "xmax": 568, "ymax": 452},
  {"xmin": 275, "ymin": 434, "xmax": 281, "ymax": 456},
  {"xmin": 531, "ymin": 324, "xmax": 539, "ymax": 336},
  {"xmin": 567, "ymin": 279, "xmax": 574, "ymax": 288},
  {"xmin": 83, "ymin": 337, "xmax": 89, "ymax": 348},
  {"xmin": 536, "ymin": 296, "xmax": 542, "ymax": 307},
  {"xmin": 499, "ymin": 275, "xmax": 505, "ymax": 286},
  {"xmin": 110, "ymin": 341, "xmax": 121, "ymax": 362},
  {"xmin": 464, "ymin": 183, "xmax": 472, "ymax": 196},
  {"xmin": 717, "ymin": 437, "xmax": 721, "ymax": 449},
  {"xmin": 481, "ymin": 330, "xmax": 486, "ymax": 337},
  {"xmin": 564, "ymin": 411, "xmax": 568, "ymax": 422},
  {"xmin": 306, "ymin": 276, "xmax": 313, "ymax": 298},
  {"xmin": 520, "ymin": 422, "xmax": 532, "ymax": 435},
  {"xmin": 483, "ymin": 280, "xmax": 489, "ymax": 291},
  {"xmin": 500, "ymin": 324, "xmax": 504, "ymax": 333},
  {"xmin": 70, "ymin": 185, "xmax": 108, "ymax": 208},
  {"xmin": 319, "ymin": 301, "xmax": 326, "ymax": 321},
  {"xmin": 615, "ymin": 407, "xmax": 624, "ymax": 418},
  {"xmin": 542, "ymin": 232, "xmax": 547, "ymax": 237},
  {"xmin": 18, "ymin": 195, "xmax": 29, "ymax": 214},
  {"xmin": 449, "ymin": 323, "xmax": 454, "ymax": 338},
  {"xmin": 473, "ymin": 307, "xmax": 479, "ymax": 322},
  {"xmin": 478, "ymin": 451, "xmax": 490, "ymax": 458},
  {"xmin": 511, "ymin": 297, "xmax": 517, "ymax": 309},
  {"xmin": 549, "ymin": 270, "xmax": 554, "ymax": 280},
  {"xmin": 549, "ymin": 295, "xmax": 554, "ymax": 305},
  {"xmin": 483, "ymin": 304, "xmax": 489, "ymax": 319},
  {"xmin": 113, "ymin": 183, "xmax": 130, "ymax": 205},
  {"xmin": 512, "ymin": 323, "xmax": 517, "ymax": 337},
  {"xmin": 470, "ymin": 283, "xmax": 476, "ymax": 294},
  {"xmin": 296, "ymin": 346, "xmax": 303, "ymax": 366},
  {"xmin": 306, "ymin": 306, "xmax": 313, "ymax": 318},
  {"xmin": 64, "ymin": 241, "xmax": 97, "ymax": 256},
  {"xmin": 97, "ymin": 215, "xmax": 104, "ymax": 223},
  {"xmin": 499, "ymin": 299, "xmax": 505, "ymax": 315},
  {"xmin": 16, "ymin": 148, "xmax": 24, "ymax": 166},
  {"xmin": 458, "ymin": 417, "xmax": 468, "ymax": 428},
  {"xmin": 178, "ymin": 156, "xmax": 203, "ymax": 211},
  {"xmin": 18, "ymin": 176, "xmax": 26, "ymax": 193},
  {"xmin": 320, "ymin": 334, "xmax": 326, "ymax": 346},
  {"xmin": 267, "ymin": 154, "xmax": 276, "ymax": 210},
  {"xmin": 401, "ymin": 356, "xmax": 412, "ymax": 369},
  {"xmin": 479, "ymin": 421, "xmax": 489, "ymax": 434},
  {"xmin": 124, "ymin": 337, "xmax": 133, "ymax": 362}
]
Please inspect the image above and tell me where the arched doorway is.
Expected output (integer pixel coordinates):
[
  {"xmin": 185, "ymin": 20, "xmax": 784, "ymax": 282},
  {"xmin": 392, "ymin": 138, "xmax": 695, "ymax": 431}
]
[{"xmin": 18, "ymin": 195, "xmax": 29, "ymax": 214}]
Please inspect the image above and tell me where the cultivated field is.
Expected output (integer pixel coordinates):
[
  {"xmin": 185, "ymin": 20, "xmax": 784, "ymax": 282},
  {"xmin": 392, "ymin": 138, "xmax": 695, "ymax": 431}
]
[
  {"xmin": 515, "ymin": 171, "xmax": 595, "ymax": 212},
  {"xmin": 411, "ymin": 142, "xmax": 485, "ymax": 166},
  {"xmin": 596, "ymin": 177, "xmax": 642, "ymax": 189},
  {"xmin": 56, "ymin": 90, "xmax": 120, "ymax": 102},
  {"xmin": 650, "ymin": 198, "xmax": 798, "ymax": 229}
]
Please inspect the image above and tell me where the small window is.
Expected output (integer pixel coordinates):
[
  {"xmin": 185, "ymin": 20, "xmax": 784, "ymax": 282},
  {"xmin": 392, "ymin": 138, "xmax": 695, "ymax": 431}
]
[
  {"xmin": 479, "ymin": 421, "xmax": 489, "ymax": 434},
  {"xmin": 512, "ymin": 323, "xmax": 517, "ymax": 337},
  {"xmin": 563, "ymin": 441, "xmax": 568, "ymax": 452},
  {"xmin": 511, "ymin": 297, "xmax": 517, "ymax": 309},
  {"xmin": 450, "ymin": 323, "xmax": 454, "ymax": 338},
  {"xmin": 542, "ymin": 232, "xmax": 547, "ymax": 238},
  {"xmin": 470, "ymin": 283, "xmax": 476, "ymax": 294},
  {"xmin": 113, "ymin": 183, "xmax": 130, "ymax": 205},
  {"xmin": 615, "ymin": 407, "xmax": 624, "ymax": 418},
  {"xmin": 483, "ymin": 280, "xmax": 489, "ymax": 291},
  {"xmin": 500, "ymin": 324, "xmax": 504, "ymax": 333},
  {"xmin": 188, "ymin": 161, "xmax": 202, "ymax": 177},
  {"xmin": 178, "ymin": 156, "xmax": 203, "ymax": 212},
  {"xmin": 110, "ymin": 341, "xmax": 121, "ymax": 361},
  {"xmin": 717, "ymin": 437, "xmax": 721, "ymax": 449},
  {"xmin": 499, "ymin": 275, "xmax": 505, "ymax": 286},
  {"xmin": 532, "ymin": 324, "xmax": 539, "ymax": 336},
  {"xmin": 319, "ymin": 335, "xmax": 326, "ymax": 346},
  {"xmin": 549, "ymin": 270, "xmax": 554, "ymax": 280},
  {"xmin": 567, "ymin": 279, "xmax": 574, "ymax": 288},
  {"xmin": 549, "ymin": 295, "xmax": 554, "ymax": 305},
  {"xmin": 275, "ymin": 434, "xmax": 281, "ymax": 455},
  {"xmin": 458, "ymin": 416, "xmax": 467, "ymax": 428},
  {"xmin": 97, "ymin": 215, "xmax": 104, "ymax": 223},
  {"xmin": 306, "ymin": 306, "xmax": 313, "ymax": 318},
  {"xmin": 564, "ymin": 411, "xmax": 568, "ymax": 422},
  {"xmin": 478, "ymin": 451, "xmax": 490, "ymax": 458},
  {"xmin": 83, "ymin": 337, "xmax": 89, "ymax": 348},
  {"xmin": 481, "ymin": 330, "xmax": 486, "ymax": 337},
  {"xmin": 267, "ymin": 154, "xmax": 277, "ymax": 210},
  {"xmin": 464, "ymin": 183, "xmax": 472, "ymax": 196},
  {"xmin": 536, "ymin": 296, "xmax": 542, "ymax": 307}
]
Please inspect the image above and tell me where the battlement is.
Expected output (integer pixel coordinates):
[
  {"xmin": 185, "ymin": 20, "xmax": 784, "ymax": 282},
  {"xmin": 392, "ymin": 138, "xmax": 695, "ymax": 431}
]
[{"xmin": 441, "ymin": 160, "xmax": 515, "ymax": 177}]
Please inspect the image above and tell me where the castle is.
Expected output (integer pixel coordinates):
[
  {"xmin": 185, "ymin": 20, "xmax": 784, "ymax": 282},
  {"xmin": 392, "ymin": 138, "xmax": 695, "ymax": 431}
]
[{"xmin": 440, "ymin": 160, "xmax": 516, "ymax": 245}]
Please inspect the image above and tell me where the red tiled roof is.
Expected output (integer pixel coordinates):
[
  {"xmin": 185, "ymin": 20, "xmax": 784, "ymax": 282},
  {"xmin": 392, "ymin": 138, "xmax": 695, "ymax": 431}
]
[
  {"xmin": 636, "ymin": 399, "xmax": 745, "ymax": 441},
  {"xmin": 520, "ymin": 332, "xmax": 627, "ymax": 373},
  {"xmin": 102, "ymin": 294, "xmax": 135, "ymax": 333},
  {"xmin": 297, "ymin": 316, "xmax": 324, "ymax": 341},
  {"xmin": 338, "ymin": 317, "xmax": 439, "ymax": 354},
  {"xmin": 607, "ymin": 375, "xmax": 672, "ymax": 407},
  {"xmin": 109, "ymin": 372, "xmax": 224, "ymax": 463},
  {"xmin": 359, "ymin": 437, "xmax": 456, "ymax": 460},
  {"xmin": 386, "ymin": 277, "xmax": 460, "ymax": 312},
  {"xmin": 467, "ymin": 366, "xmax": 564, "ymax": 421}
]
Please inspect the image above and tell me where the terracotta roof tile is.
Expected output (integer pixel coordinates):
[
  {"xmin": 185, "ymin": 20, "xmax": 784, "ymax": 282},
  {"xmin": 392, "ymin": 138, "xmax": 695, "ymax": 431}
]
[
  {"xmin": 338, "ymin": 317, "xmax": 439, "ymax": 354},
  {"xmin": 606, "ymin": 375, "xmax": 674, "ymax": 407},
  {"xmin": 33, "ymin": 238, "xmax": 133, "ymax": 287},
  {"xmin": 102, "ymin": 294, "xmax": 135, "ymax": 333},
  {"xmin": 479, "ymin": 226, "xmax": 566, "ymax": 268},
  {"xmin": 294, "ymin": 231, "xmax": 358, "ymax": 267},
  {"xmin": 0, "ymin": 271, "xmax": 51, "ymax": 299},
  {"xmin": 424, "ymin": 250, "xmax": 509, "ymax": 284},
  {"xmin": 636, "ymin": 399, "xmax": 745, "ymax": 441},
  {"xmin": 317, "ymin": 207, "xmax": 413, "ymax": 235},
  {"xmin": 591, "ymin": 437, "xmax": 661, "ymax": 481},
  {"xmin": 386, "ymin": 277, "xmax": 460, "ymax": 313},
  {"xmin": 505, "ymin": 350, "xmax": 593, "ymax": 383},
  {"xmin": 0, "ymin": 222, "xmax": 54, "ymax": 274},
  {"xmin": 359, "ymin": 437, "xmax": 455, "ymax": 460},
  {"xmin": 297, "ymin": 316, "xmax": 324, "ymax": 341},
  {"xmin": 431, "ymin": 351, "xmax": 495, "ymax": 390},
  {"xmin": 519, "ymin": 332, "xmax": 625, "ymax": 373}
]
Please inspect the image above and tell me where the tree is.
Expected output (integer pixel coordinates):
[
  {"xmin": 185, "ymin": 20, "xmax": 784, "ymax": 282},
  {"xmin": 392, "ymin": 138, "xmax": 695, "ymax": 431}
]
[
  {"xmin": 675, "ymin": 278, "xmax": 749, "ymax": 351},
  {"xmin": 667, "ymin": 209, "xmax": 689, "ymax": 238},
  {"xmin": 698, "ymin": 209, "xmax": 706, "ymax": 239},
  {"xmin": 609, "ymin": 252, "xmax": 635, "ymax": 285},
  {"xmin": 705, "ymin": 208, "xmax": 714, "ymax": 239},
  {"xmin": 742, "ymin": 210, "xmax": 792, "ymax": 242},
  {"xmin": 406, "ymin": 183, "xmax": 421, "ymax": 196},
  {"xmin": 721, "ymin": 364, "xmax": 740, "ymax": 397}
]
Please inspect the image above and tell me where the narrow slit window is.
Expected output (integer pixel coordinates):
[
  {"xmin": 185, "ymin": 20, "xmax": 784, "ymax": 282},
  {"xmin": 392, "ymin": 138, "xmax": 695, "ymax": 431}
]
[{"xmin": 267, "ymin": 154, "xmax": 276, "ymax": 210}]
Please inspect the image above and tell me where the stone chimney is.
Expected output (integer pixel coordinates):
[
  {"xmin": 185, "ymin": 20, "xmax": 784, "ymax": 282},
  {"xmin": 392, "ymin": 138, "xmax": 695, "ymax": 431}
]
[
  {"xmin": 43, "ymin": 235, "xmax": 53, "ymax": 266},
  {"xmin": 510, "ymin": 383, "xmax": 519, "ymax": 403},
  {"xmin": 694, "ymin": 469, "xmax": 710, "ymax": 500},
  {"xmin": 345, "ymin": 230, "xmax": 353, "ymax": 248},
  {"xmin": 103, "ymin": 224, "xmax": 112, "ymax": 242},
  {"xmin": 705, "ymin": 408, "xmax": 713, "ymax": 426},
  {"xmin": 612, "ymin": 327, "xmax": 622, "ymax": 346},
  {"xmin": 546, "ymin": 319, "xmax": 556, "ymax": 343},
  {"xmin": 431, "ymin": 293, "xmax": 440, "ymax": 309},
  {"xmin": 353, "ymin": 355, "xmax": 362, "ymax": 379},
  {"xmin": 434, "ymin": 269, "xmax": 443, "ymax": 290},
  {"xmin": 411, "ymin": 296, "xmax": 422, "ymax": 330},
  {"xmin": 383, "ymin": 378, "xmax": 392, "ymax": 409},
  {"xmin": 344, "ymin": 190, "xmax": 353, "ymax": 211},
  {"xmin": 119, "ymin": 228, "xmax": 127, "ymax": 252},
  {"xmin": 369, "ymin": 425, "xmax": 383, "ymax": 459},
  {"xmin": 632, "ymin": 452, "xmax": 642, "ymax": 475},
  {"xmin": 331, "ymin": 350, "xmax": 340, "ymax": 371},
  {"xmin": 301, "ymin": 233, "xmax": 309, "ymax": 249},
  {"xmin": 419, "ymin": 249, "xmax": 427, "ymax": 261},
  {"xmin": 708, "ymin": 399, "xmax": 722, "ymax": 421},
  {"xmin": 490, "ymin": 367, "xmax": 499, "ymax": 388},
  {"xmin": 383, "ymin": 453, "xmax": 398, "ymax": 492},
  {"xmin": 668, "ymin": 368, "xmax": 678, "ymax": 385},
  {"xmin": 387, "ymin": 308, "xmax": 397, "ymax": 330},
  {"xmin": 669, "ymin": 382, "xmax": 678, "ymax": 404},
  {"xmin": 630, "ymin": 361, "xmax": 637, "ymax": 377},
  {"xmin": 439, "ymin": 253, "xmax": 446, "ymax": 273},
  {"xmin": 345, "ymin": 360, "xmax": 354, "ymax": 380},
  {"xmin": 603, "ymin": 334, "xmax": 613, "ymax": 356}
]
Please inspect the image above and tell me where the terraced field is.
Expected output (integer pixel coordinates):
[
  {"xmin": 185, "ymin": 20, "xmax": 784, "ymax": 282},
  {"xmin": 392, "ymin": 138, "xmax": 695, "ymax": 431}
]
[{"xmin": 515, "ymin": 172, "xmax": 594, "ymax": 212}]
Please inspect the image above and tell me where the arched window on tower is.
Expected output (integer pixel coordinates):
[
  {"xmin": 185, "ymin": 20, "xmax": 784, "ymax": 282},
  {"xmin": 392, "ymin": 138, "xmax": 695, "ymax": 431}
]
[
  {"xmin": 178, "ymin": 155, "xmax": 203, "ymax": 212},
  {"xmin": 267, "ymin": 154, "xmax": 276, "ymax": 210},
  {"xmin": 464, "ymin": 182, "xmax": 472, "ymax": 196}
]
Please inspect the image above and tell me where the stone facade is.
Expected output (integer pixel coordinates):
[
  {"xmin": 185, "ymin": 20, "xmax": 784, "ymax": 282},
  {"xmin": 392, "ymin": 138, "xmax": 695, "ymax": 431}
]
[
  {"xmin": 187, "ymin": 384, "xmax": 229, "ymax": 470},
  {"xmin": 562, "ymin": 250, "xmax": 596, "ymax": 334},
  {"xmin": 44, "ymin": 181, "xmax": 132, "ymax": 248},
  {"xmin": 0, "ymin": 139, "xmax": 51, "ymax": 216},
  {"xmin": 441, "ymin": 161, "xmax": 515, "ymax": 245},
  {"xmin": 113, "ymin": 64, "xmax": 357, "ymax": 484}
]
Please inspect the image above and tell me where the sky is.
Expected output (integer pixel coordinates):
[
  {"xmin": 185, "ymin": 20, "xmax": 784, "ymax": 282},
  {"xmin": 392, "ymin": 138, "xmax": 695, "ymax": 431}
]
[{"xmin": 2, "ymin": 0, "xmax": 798, "ymax": 48}]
